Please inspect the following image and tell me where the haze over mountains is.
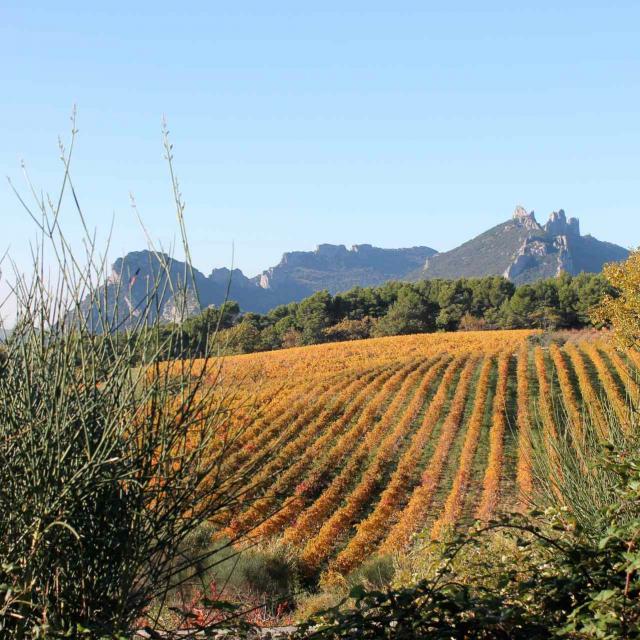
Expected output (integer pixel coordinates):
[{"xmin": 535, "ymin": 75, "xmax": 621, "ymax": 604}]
[{"xmin": 105, "ymin": 207, "xmax": 629, "ymax": 318}]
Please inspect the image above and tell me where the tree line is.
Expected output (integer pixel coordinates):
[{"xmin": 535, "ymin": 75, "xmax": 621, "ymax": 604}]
[{"xmin": 144, "ymin": 271, "xmax": 613, "ymax": 360}]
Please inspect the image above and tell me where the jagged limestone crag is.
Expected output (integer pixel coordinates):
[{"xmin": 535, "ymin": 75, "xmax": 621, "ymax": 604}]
[
  {"xmin": 418, "ymin": 206, "xmax": 628, "ymax": 284},
  {"xmin": 89, "ymin": 206, "xmax": 629, "ymax": 322}
]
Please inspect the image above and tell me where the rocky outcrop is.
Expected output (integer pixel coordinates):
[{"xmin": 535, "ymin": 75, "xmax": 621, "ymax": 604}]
[
  {"xmin": 503, "ymin": 233, "xmax": 575, "ymax": 281},
  {"xmin": 254, "ymin": 244, "xmax": 437, "ymax": 296},
  {"xmin": 512, "ymin": 205, "xmax": 541, "ymax": 231},
  {"xmin": 419, "ymin": 206, "xmax": 628, "ymax": 284},
  {"xmin": 87, "ymin": 243, "xmax": 439, "ymax": 323},
  {"xmin": 502, "ymin": 209, "xmax": 622, "ymax": 282},
  {"xmin": 160, "ymin": 288, "xmax": 200, "ymax": 323},
  {"xmin": 503, "ymin": 240, "xmax": 546, "ymax": 281},
  {"xmin": 544, "ymin": 209, "xmax": 580, "ymax": 237},
  {"xmin": 554, "ymin": 234, "xmax": 575, "ymax": 274}
]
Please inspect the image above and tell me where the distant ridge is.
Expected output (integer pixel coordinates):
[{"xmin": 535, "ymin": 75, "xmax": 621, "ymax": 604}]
[
  {"xmin": 95, "ymin": 244, "xmax": 437, "ymax": 319},
  {"xmin": 254, "ymin": 243, "xmax": 437, "ymax": 300},
  {"xmin": 92, "ymin": 206, "xmax": 629, "ymax": 319}
]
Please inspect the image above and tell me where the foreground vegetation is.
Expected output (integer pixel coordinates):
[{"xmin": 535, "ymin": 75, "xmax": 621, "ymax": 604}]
[{"xmin": 0, "ymin": 126, "xmax": 280, "ymax": 638}]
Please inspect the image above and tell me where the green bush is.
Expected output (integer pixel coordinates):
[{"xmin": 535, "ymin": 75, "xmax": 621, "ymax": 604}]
[
  {"xmin": 347, "ymin": 555, "xmax": 395, "ymax": 591},
  {"xmin": 214, "ymin": 543, "xmax": 300, "ymax": 615},
  {"xmin": 0, "ymin": 124, "xmax": 273, "ymax": 638}
]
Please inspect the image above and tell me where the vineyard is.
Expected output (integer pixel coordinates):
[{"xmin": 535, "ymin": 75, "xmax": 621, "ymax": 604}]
[{"xmin": 208, "ymin": 329, "xmax": 639, "ymax": 582}]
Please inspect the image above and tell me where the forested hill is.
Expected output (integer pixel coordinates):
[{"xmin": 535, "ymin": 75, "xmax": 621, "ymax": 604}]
[{"xmin": 145, "ymin": 272, "xmax": 613, "ymax": 360}]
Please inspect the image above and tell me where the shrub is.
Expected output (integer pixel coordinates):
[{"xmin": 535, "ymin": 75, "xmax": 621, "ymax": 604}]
[
  {"xmin": 180, "ymin": 540, "xmax": 301, "ymax": 617},
  {"xmin": 235, "ymin": 547, "xmax": 298, "ymax": 604},
  {"xmin": 0, "ymin": 123, "xmax": 273, "ymax": 638},
  {"xmin": 322, "ymin": 317, "xmax": 375, "ymax": 342},
  {"xmin": 458, "ymin": 312, "xmax": 491, "ymax": 331},
  {"xmin": 294, "ymin": 590, "xmax": 346, "ymax": 624},
  {"xmin": 592, "ymin": 250, "xmax": 640, "ymax": 347},
  {"xmin": 347, "ymin": 555, "xmax": 395, "ymax": 591},
  {"xmin": 533, "ymin": 397, "xmax": 640, "ymax": 538},
  {"xmin": 282, "ymin": 328, "xmax": 304, "ymax": 349}
]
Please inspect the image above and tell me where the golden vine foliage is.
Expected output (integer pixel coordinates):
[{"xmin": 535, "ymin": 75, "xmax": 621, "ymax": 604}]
[
  {"xmin": 549, "ymin": 343, "xmax": 583, "ymax": 443},
  {"xmin": 515, "ymin": 342, "xmax": 533, "ymax": 505},
  {"xmin": 379, "ymin": 354, "xmax": 481, "ymax": 553},
  {"xmin": 281, "ymin": 360, "xmax": 422, "ymax": 547},
  {"xmin": 299, "ymin": 361, "xmax": 434, "ymax": 571},
  {"xmin": 599, "ymin": 341, "xmax": 640, "ymax": 406},
  {"xmin": 329, "ymin": 355, "xmax": 464, "ymax": 574},
  {"xmin": 247, "ymin": 363, "xmax": 403, "ymax": 539},
  {"xmin": 431, "ymin": 355, "xmax": 494, "ymax": 539},
  {"xmin": 564, "ymin": 342, "xmax": 609, "ymax": 440},
  {"xmin": 476, "ymin": 351, "xmax": 510, "ymax": 521},
  {"xmin": 224, "ymin": 367, "xmax": 385, "ymax": 538},
  {"xmin": 188, "ymin": 328, "xmax": 640, "ymax": 576},
  {"xmin": 581, "ymin": 342, "xmax": 631, "ymax": 433}
]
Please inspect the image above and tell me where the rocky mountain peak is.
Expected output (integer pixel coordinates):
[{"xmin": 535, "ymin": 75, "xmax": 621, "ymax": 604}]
[
  {"xmin": 545, "ymin": 209, "xmax": 580, "ymax": 237},
  {"xmin": 512, "ymin": 205, "xmax": 530, "ymax": 220},
  {"xmin": 511, "ymin": 206, "xmax": 540, "ymax": 231},
  {"xmin": 256, "ymin": 243, "xmax": 437, "ymax": 294},
  {"xmin": 420, "ymin": 205, "xmax": 628, "ymax": 285}
]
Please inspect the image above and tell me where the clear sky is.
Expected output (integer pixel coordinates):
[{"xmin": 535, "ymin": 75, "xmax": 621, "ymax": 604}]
[{"xmin": 1, "ymin": 1, "xmax": 639, "ymax": 310}]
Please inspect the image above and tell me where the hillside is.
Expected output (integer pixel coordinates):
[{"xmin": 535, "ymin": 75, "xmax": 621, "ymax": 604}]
[
  {"xmin": 415, "ymin": 206, "xmax": 629, "ymax": 283},
  {"xmin": 214, "ymin": 329, "xmax": 640, "ymax": 579}
]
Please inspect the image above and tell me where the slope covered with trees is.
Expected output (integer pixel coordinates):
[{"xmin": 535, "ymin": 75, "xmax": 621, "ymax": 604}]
[{"xmin": 148, "ymin": 272, "xmax": 612, "ymax": 360}]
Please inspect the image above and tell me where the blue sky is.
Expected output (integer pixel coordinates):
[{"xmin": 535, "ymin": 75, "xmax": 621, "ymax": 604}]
[{"xmin": 1, "ymin": 1, "xmax": 639, "ymax": 303}]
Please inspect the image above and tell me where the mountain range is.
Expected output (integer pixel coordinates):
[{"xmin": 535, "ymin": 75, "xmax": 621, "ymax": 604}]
[{"xmin": 101, "ymin": 206, "xmax": 629, "ymax": 319}]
